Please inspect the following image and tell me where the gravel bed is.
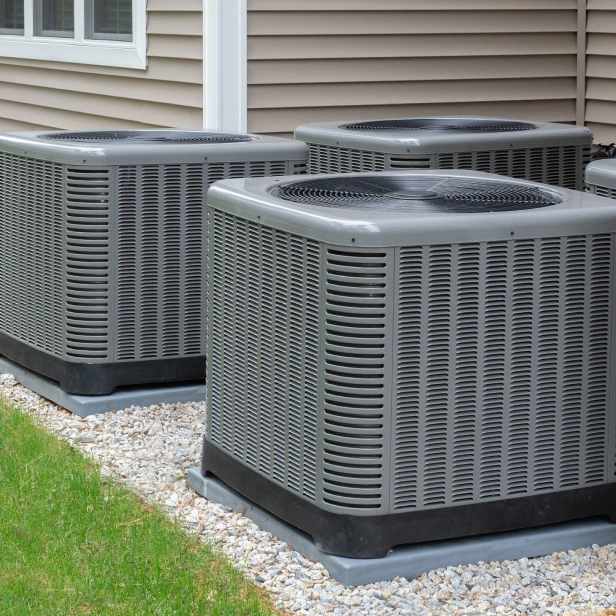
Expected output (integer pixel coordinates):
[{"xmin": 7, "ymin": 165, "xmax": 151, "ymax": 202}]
[{"xmin": 2, "ymin": 373, "xmax": 616, "ymax": 616}]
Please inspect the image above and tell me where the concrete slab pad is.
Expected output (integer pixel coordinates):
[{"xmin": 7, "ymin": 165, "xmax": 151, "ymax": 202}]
[
  {"xmin": 188, "ymin": 467, "xmax": 616, "ymax": 586},
  {"xmin": 0, "ymin": 355, "xmax": 206, "ymax": 417}
]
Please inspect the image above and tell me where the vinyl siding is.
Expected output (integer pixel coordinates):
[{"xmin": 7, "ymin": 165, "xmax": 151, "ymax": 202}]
[
  {"xmin": 0, "ymin": 0, "xmax": 202, "ymax": 132},
  {"xmin": 247, "ymin": 0, "xmax": 578, "ymax": 138},
  {"xmin": 586, "ymin": 0, "xmax": 616, "ymax": 143}
]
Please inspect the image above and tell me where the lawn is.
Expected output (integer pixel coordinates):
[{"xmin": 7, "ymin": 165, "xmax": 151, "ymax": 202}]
[{"xmin": 0, "ymin": 401, "xmax": 276, "ymax": 616}]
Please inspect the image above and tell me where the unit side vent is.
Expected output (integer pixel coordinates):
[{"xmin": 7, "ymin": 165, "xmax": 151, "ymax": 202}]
[
  {"xmin": 308, "ymin": 144, "xmax": 386, "ymax": 174},
  {"xmin": 309, "ymin": 145, "xmax": 584, "ymax": 189},
  {"xmin": 387, "ymin": 156, "xmax": 434, "ymax": 169},
  {"xmin": 593, "ymin": 185, "xmax": 615, "ymax": 199},
  {"xmin": 394, "ymin": 235, "xmax": 612, "ymax": 512},
  {"xmin": 116, "ymin": 165, "xmax": 202, "ymax": 360},
  {"xmin": 436, "ymin": 146, "xmax": 582, "ymax": 190},
  {"xmin": 0, "ymin": 153, "xmax": 64, "ymax": 357},
  {"xmin": 321, "ymin": 248, "xmax": 391, "ymax": 511},
  {"xmin": 65, "ymin": 167, "xmax": 111, "ymax": 359},
  {"xmin": 206, "ymin": 161, "xmax": 289, "ymax": 186},
  {"xmin": 208, "ymin": 211, "xmax": 320, "ymax": 501},
  {"xmin": 117, "ymin": 160, "xmax": 292, "ymax": 362}
]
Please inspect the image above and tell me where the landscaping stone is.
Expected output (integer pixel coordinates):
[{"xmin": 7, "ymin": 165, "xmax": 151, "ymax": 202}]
[{"xmin": 2, "ymin": 371, "xmax": 616, "ymax": 615}]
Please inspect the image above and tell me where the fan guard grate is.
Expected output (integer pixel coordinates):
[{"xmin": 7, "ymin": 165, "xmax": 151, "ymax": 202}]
[
  {"xmin": 274, "ymin": 175, "xmax": 562, "ymax": 213},
  {"xmin": 342, "ymin": 118, "xmax": 537, "ymax": 132},
  {"xmin": 41, "ymin": 130, "xmax": 254, "ymax": 143}
]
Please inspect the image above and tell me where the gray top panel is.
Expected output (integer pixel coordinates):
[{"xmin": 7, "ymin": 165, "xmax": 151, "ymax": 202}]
[
  {"xmin": 294, "ymin": 116, "xmax": 593, "ymax": 155},
  {"xmin": 585, "ymin": 159, "xmax": 616, "ymax": 188},
  {"xmin": 0, "ymin": 130, "xmax": 309, "ymax": 166},
  {"xmin": 207, "ymin": 170, "xmax": 616, "ymax": 248}
]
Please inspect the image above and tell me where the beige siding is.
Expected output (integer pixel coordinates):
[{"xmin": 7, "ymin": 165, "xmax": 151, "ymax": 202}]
[
  {"xmin": 0, "ymin": 0, "xmax": 202, "ymax": 132},
  {"xmin": 247, "ymin": 0, "xmax": 578, "ymax": 138},
  {"xmin": 586, "ymin": 0, "xmax": 616, "ymax": 143}
]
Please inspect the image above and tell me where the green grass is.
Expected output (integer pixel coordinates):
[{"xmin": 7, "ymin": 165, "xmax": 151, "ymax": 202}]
[{"xmin": 0, "ymin": 402, "xmax": 277, "ymax": 616}]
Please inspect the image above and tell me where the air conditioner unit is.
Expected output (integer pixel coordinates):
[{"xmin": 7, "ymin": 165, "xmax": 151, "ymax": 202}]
[
  {"xmin": 295, "ymin": 117, "xmax": 593, "ymax": 190},
  {"xmin": 202, "ymin": 170, "xmax": 616, "ymax": 558},
  {"xmin": 585, "ymin": 158, "xmax": 616, "ymax": 198},
  {"xmin": 0, "ymin": 130, "xmax": 308, "ymax": 395}
]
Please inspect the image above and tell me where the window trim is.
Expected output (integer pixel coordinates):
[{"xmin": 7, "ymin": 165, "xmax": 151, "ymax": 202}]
[{"xmin": 0, "ymin": 0, "xmax": 147, "ymax": 70}]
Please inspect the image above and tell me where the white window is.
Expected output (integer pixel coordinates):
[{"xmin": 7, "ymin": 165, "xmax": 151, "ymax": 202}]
[{"xmin": 0, "ymin": 0, "xmax": 146, "ymax": 69}]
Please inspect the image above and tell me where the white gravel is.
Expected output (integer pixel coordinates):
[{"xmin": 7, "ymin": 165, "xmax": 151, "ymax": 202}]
[{"xmin": 2, "ymin": 372, "xmax": 616, "ymax": 616}]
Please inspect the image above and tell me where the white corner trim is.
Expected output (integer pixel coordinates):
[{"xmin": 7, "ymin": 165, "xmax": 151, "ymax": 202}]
[
  {"xmin": 0, "ymin": 0, "xmax": 147, "ymax": 70},
  {"xmin": 203, "ymin": 0, "xmax": 247, "ymax": 132}
]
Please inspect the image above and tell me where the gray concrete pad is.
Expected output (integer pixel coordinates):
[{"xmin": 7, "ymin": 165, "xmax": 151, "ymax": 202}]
[
  {"xmin": 0, "ymin": 356, "xmax": 206, "ymax": 417},
  {"xmin": 188, "ymin": 467, "xmax": 616, "ymax": 586}
]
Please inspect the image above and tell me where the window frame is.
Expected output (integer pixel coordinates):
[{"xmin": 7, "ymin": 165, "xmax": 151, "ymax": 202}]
[
  {"xmin": 85, "ymin": 0, "xmax": 132, "ymax": 43},
  {"xmin": 0, "ymin": 0, "xmax": 24, "ymax": 35},
  {"xmin": 34, "ymin": 0, "xmax": 75, "ymax": 39},
  {"xmin": 0, "ymin": 0, "xmax": 146, "ymax": 70}
]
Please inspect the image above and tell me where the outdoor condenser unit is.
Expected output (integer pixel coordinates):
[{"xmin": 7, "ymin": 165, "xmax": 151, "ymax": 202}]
[
  {"xmin": 0, "ymin": 130, "xmax": 308, "ymax": 395},
  {"xmin": 295, "ymin": 117, "xmax": 593, "ymax": 190},
  {"xmin": 585, "ymin": 158, "xmax": 616, "ymax": 198},
  {"xmin": 202, "ymin": 170, "xmax": 616, "ymax": 558}
]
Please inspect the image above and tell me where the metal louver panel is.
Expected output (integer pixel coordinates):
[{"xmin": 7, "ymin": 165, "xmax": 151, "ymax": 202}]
[
  {"xmin": 65, "ymin": 168, "xmax": 111, "ymax": 359},
  {"xmin": 589, "ymin": 185, "xmax": 616, "ymax": 200},
  {"xmin": 0, "ymin": 153, "xmax": 64, "ymax": 357},
  {"xmin": 393, "ymin": 235, "xmax": 613, "ymax": 512},
  {"xmin": 436, "ymin": 146, "xmax": 588, "ymax": 190},
  {"xmin": 208, "ymin": 210, "xmax": 320, "ymax": 501},
  {"xmin": 117, "ymin": 160, "xmax": 294, "ymax": 363},
  {"xmin": 308, "ymin": 144, "xmax": 590, "ymax": 190},
  {"xmin": 205, "ymin": 160, "xmax": 290, "ymax": 185},
  {"xmin": 116, "ymin": 164, "xmax": 204, "ymax": 361},
  {"xmin": 321, "ymin": 248, "xmax": 393, "ymax": 511},
  {"xmin": 308, "ymin": 144, "xmax": 386, "ymax": 174}
]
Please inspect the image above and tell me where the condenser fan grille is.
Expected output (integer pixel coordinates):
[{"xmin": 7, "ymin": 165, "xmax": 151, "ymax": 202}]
[
  {"xmin": 342, "ymin": 118, "xmax": 537, "ymax": 132},
  {"xmin": 274, "ymin": 176, "xmax": 562, "ymax": 213},
  {"xmin": 41, "ymin": 130, "xmax": 254, "ymax": 143}
]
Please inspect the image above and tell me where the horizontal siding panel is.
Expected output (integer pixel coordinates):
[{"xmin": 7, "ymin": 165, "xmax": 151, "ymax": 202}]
[
  {"xmin": 587, "ymin": 55, "xmax": 616, "ymax": 79},
  {"xmin": 0, "ymin": 99, "xmax": 162, "ymax": 130},
  {"xmin": 148, "ymin": 0, "xmax": 201, "ymax": 9},
  {"xmin": 0, "ymin": 64, "xmax": 202, "ymax": 108},
  {"xmin": 251, "ymin": 0, "xmax": 577, "ymax": 10},
  {"xmin": 147, "ymin": 11, "xmax": 202, "ymax": 36},
  {"xmin": 586, "ymin": 77, "xmax": 616, "ymax": 102},
  {"xmin": 0, "ymin": 56, "xmax": 202, "ymax": 84},
  {"xmin": 587, "ymin": 0, "xmax": 616, "ymax": 9},
  {"xmin": 586, "ymin": 99, "xmax": 616, "ymax": 126},
  {"xmin": 148, "ymin": 34, "xmax": 202, "ymax": 60},
  {"xmin": 249, "ymin": 78, "xmax": 575, "ymax": 109},
  {"xmin": 0, "ymin": 117, "xmax": 57, "ymax": 131},
  {"xmin": 586, "ymin": 11, "xmax": 616, "ymax": 33},
  {"xmin": 0, "ymin": 82, "xmax": 202, "ymax": 128},
  {"xmin": 250, "ymin": 100, "xmax": 577, "ymax": 135},
  {"xmin": 587, "ymin": 33, "xmax": 616, "ymax": 55},
  {"xmin": 248, "ymin": 2, "xmax": 576, "ymax": 135},
  {"xmin": 249, "ymin": 55, "xmax": 576, "ymax": 84},
  {"xmin": 248, "ymin": 33, "xmax": 577, "ymax": 60},
  {"xmin": 249, "ymin": 10, "xmax": 576, "ymax": 35}
]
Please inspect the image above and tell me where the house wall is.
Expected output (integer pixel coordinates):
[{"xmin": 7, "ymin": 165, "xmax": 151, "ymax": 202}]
[
  {"xmin": 246, "ymin": 0, "xmax": 579, "ymax": 138},
  {"xmin": 0, "ymin": 0, "xmax": 202, "ymax": 132},
  {"xmin": 586, "ymin": 0, "xmax": 616, "ymax": 144}
]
